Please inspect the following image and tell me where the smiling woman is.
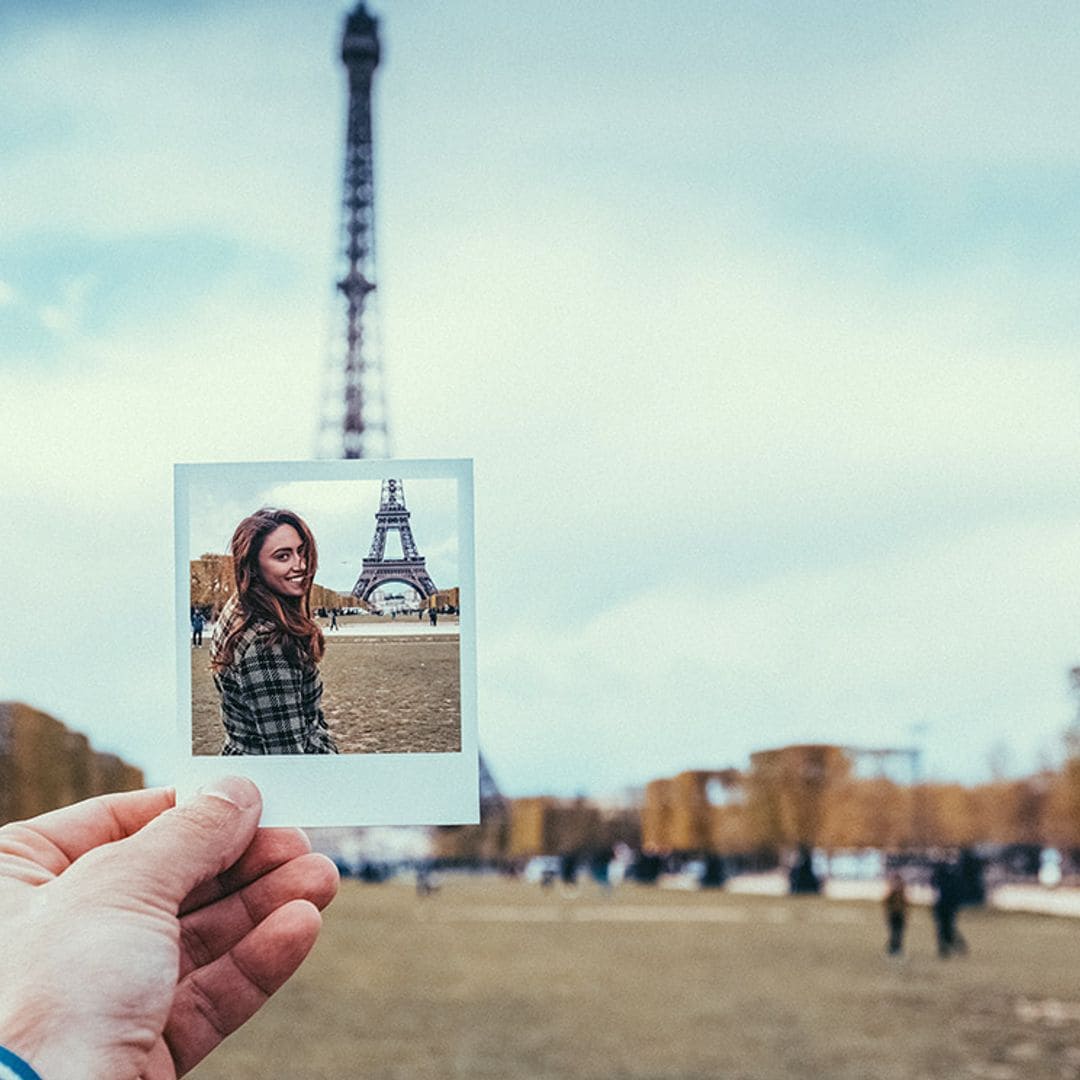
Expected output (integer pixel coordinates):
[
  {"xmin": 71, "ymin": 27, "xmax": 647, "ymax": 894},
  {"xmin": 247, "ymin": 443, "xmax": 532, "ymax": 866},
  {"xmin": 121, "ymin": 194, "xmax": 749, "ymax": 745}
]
[{"xmin": 210, "ymin": 507, "xmax": 340, "ymax": 755}]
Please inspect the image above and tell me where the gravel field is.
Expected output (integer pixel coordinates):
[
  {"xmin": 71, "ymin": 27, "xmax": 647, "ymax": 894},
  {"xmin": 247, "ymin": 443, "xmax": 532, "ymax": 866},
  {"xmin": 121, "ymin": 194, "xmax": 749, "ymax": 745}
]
[{"xmin": 190, "ymin": 630, "xmax": 460, "ymax": 754}]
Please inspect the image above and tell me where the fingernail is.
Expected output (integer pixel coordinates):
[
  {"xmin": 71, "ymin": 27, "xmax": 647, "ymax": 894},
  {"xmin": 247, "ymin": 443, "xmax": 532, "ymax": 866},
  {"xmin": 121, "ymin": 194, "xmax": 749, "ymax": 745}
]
[{"xmin": 195, "ymin": 775, "xmax": 260, "ymax": 810}]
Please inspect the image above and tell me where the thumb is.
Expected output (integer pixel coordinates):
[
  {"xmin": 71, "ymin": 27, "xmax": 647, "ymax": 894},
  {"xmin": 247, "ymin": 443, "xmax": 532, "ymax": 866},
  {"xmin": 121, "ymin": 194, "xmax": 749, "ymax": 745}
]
[{"xmin": 109, "ymin": 777, "xmax": 263, "ymax": 910}]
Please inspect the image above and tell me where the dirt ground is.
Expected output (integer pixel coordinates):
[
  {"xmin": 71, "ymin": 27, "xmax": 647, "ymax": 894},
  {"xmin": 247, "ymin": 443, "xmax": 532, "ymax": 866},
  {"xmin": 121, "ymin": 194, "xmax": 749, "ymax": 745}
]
[
  {"xmin": 190, "ymin": 877, "xmax": 1080, "ymax": 1080},
  {"xmin": 190, "ymin": 631, "xmax": 460, "ymax": 755}
]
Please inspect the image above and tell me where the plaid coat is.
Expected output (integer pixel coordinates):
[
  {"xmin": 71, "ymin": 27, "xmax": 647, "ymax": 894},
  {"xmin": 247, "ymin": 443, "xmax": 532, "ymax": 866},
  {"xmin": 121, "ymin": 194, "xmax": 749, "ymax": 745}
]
[{"xmin": 211, "ymin": 597, "xmax": 338, "ymax": 755}]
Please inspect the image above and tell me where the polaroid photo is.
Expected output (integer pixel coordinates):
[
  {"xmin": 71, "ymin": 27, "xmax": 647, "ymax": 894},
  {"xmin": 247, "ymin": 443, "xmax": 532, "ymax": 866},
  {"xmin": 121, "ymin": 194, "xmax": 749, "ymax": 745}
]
[{"xmin": 174, "ymin": 458, "xmax": 478, "ymax": 827}]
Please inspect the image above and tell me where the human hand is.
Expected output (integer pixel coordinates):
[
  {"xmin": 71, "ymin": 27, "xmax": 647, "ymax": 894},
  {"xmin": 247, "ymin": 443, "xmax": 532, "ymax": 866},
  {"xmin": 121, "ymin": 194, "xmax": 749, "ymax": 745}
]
[{"xmin": 0, "ymin": 777, "xmax": 339, "ymax": 1079}]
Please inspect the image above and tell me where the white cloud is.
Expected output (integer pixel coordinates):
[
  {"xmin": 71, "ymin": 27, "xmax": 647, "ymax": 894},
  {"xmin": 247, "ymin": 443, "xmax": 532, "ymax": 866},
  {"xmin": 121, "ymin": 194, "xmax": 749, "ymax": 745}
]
[
  {"xmin": 482, "ymin": 518, "xmax": 1080, "ymax": 795},
  {"xmin": 38, "ymin": 275, "xmax": 95, "ymax": 337},
  {"xmin": 833, "ymin": 9, "xmax": 1080, "ymax": 164},
  {"xmin": 0, "ymin": 3, "xmax": 340, "ymax": 257}
]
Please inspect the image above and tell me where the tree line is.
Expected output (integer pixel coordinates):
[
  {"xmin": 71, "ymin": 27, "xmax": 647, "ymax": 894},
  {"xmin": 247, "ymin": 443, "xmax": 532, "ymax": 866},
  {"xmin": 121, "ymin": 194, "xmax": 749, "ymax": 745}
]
[
  {"xmin": 437, "ymin": 740, "xmax": 1080, "ymax": 863},
  {"xmin": 190, "ymin": 555, "xmax": 358, "ymax": 616},
  {"xmin": 0, "ymin": 703, "xmax": 143, "ymax": 826}
]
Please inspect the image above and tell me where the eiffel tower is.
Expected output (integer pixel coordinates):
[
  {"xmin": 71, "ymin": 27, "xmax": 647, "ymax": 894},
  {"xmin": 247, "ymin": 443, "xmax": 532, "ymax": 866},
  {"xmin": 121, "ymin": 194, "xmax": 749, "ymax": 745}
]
[
  {"xmin": 352, "ymin": 479, "xmax": 437, "ymax": 603},
  {"xmin": 327, "ymin": 3, "xmax": 504, "ymax": 821},
  {"xmin": 321, "ymin": 0, "xmax": 389, "ymax": 460}
]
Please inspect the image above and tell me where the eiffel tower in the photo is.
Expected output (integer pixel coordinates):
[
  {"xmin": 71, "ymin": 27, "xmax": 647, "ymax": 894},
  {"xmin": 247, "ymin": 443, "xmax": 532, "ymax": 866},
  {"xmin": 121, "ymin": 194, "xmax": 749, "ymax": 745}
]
[
  {"xmin": 325, "ymin": 3, "xmax": 505, "ymax": 819},
  {"xmin": 352, "ymin": 479, "xmax": 437, "ymax": 603}
]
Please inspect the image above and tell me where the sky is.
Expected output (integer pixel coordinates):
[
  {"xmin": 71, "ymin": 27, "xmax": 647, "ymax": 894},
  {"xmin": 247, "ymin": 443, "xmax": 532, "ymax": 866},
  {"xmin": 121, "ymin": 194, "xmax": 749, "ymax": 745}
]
[{"xmin": 3, "ymin": 1, "xmax": 1080, "ymax": 797}]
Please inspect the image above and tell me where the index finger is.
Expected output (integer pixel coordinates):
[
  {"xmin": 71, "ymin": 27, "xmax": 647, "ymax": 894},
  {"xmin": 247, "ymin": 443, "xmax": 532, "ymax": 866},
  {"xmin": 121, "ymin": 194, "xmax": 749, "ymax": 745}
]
[
  {"xmin": 0, "ymin": 787, "xmax": 175, "ymax": 877},
  {"xmin": 179, "ymin": 828, "xmax": 314, "ymax": 915}
]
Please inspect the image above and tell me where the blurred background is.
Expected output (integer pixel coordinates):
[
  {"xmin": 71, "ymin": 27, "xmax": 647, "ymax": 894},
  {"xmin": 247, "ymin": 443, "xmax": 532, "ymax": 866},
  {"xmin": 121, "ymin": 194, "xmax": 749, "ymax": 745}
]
[{"xmin": 4, "ymin": 2, "xmax": 1080, "ymax": 1076}]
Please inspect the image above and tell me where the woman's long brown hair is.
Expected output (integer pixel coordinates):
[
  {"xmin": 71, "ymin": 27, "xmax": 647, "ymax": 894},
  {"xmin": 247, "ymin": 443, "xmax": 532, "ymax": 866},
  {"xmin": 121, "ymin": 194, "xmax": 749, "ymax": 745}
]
[{"xmin": 211, "ymin": 507, "xmax": 325, "ymax": 673}]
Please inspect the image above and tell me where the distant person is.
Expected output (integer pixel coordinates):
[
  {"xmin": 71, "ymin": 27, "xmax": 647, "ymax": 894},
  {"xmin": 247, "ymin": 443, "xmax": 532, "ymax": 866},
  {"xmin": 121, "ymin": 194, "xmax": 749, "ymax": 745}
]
[
  {"xmin": 628, "ymin": 852, "xmax": 663, "ymax": 885},
  {"xmin": 931, "ymin": 861, "xmax": 968, "ymax": 958},
  {"xmin": 210, "ymin": 508, "xmax": 339, "ymax": 754},
  {"xmin": 559, "ymin": 851, "xmax": 579, "ymax": 895},
  {"xmin": 590, "ymin": 847, "xmax": 614, "ymax": 893},
  {"xmin": 789, "ymin": 845, "xmax": 821, "ymax": 895},
  {"xmin": 191, "ymin": 609, "xmax": 205, "ymax": 648},
  {"xmin": 957, "ymin": 847, "xmax": 986, "ymax": 906},
  {"xmin": 428, "ymin": 606, "xmax": 437, "ymax": 627},
  {"xmin": 700, "ymin": 854, "xmax": 727, "ymax": 889},
  {"xmin": 0, "ymin": 777, "xmax": 338, "ymax": 1080},
  {"xmin": 883, "ymin": 871, "xmax": 908, "ymax": 955},
  {"xmin": 415, "ymin": 863, "xmax": 439, "ymax": 897},
  {"xmin": 329, "ymin": 608, "xmax": 338, "ymax": 631}
]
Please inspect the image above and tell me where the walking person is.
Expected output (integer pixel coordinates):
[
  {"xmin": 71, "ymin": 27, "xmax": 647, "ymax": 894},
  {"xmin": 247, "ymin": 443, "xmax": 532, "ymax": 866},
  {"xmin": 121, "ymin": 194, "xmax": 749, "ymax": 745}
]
[
  {"xmin": 329, "ymin": 608, "xmax": 338, "ymax": 631},
  {"xmin": 428, "ymin": 606, "xmax": 437, "ymax": 627},
  {"xmin": 191, "ymin": 608, "xmax": 205, "ymax": 648},
  {"xmin": 883, "ymin": 871, "xmax": 908, "ymax": 956},
  {"xmin": 931, "ymin": 861, "xmax": 967, "ymax": 958},
  {"xmin": 559, "ymin": 851, "xmax": 580, "ymax": 897},
  {"xmin": 210, "ymin": 508, "xmax": 339, "ymax": 755}
]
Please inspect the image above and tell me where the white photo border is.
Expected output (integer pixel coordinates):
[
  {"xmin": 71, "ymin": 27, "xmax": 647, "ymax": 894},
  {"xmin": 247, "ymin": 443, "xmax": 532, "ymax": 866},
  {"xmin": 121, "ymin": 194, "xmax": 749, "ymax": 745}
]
[{"xmin": 174, "ymin": 457, "xmax": 479, "ymax": 827}]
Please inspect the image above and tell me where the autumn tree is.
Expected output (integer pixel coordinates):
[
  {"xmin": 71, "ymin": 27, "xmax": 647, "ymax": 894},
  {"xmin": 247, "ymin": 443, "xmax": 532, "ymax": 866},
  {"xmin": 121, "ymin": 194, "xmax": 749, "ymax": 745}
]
[
  {"xmin": 189, "ymin": 554, "xmax": 234, "ymax": 614},
  {"xmin": 1043, "ymin": 669, "xmax": 1080, "ymax": 848},
  {"xmin": 746, "ymin": 745, "xmax": 851, "ymax": 851}
]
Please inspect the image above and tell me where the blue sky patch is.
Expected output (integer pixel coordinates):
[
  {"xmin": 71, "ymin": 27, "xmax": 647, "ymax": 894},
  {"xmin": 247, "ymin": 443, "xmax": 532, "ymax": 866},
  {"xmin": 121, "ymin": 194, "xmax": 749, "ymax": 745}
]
[{"xmin": 0, "ymin": 231, "xmax": 260, "ymax": 365}]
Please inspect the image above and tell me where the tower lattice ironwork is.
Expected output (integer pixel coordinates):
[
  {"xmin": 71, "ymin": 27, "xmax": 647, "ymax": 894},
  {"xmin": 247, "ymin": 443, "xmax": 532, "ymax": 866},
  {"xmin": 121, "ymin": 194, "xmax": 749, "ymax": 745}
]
[
  {"xmin": 323, "ymin": 1, "xmax": 390, "ymax": 460},
  {"xmin": 327, "ymin": 3, "xmax": 503, "ymax": 817},
  {"xmin": 352, "ymin": 479, "xmax": 437, "ymax": 603}
]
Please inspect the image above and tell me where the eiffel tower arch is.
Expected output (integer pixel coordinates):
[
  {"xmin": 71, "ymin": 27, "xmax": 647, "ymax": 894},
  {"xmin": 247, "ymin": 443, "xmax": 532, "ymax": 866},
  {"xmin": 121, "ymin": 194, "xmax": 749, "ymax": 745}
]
[{"xmin": 352, "ymin": 479, "xmax": 437, "ymax": 604}]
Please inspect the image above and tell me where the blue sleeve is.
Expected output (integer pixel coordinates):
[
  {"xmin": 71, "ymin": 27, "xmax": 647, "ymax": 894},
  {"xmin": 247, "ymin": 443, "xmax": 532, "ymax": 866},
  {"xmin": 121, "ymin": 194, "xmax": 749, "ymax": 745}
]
[{"xmin": 0, "ymin": 1046, "xmax": 43, "ymax": 1080}]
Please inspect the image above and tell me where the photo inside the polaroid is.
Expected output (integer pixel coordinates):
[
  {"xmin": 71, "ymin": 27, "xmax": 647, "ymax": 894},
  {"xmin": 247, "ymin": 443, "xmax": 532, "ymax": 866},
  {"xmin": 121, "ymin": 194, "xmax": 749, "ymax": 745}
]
[{"xmin": 175, "ymin": 459, "xmax": 478, "ymax": 828}]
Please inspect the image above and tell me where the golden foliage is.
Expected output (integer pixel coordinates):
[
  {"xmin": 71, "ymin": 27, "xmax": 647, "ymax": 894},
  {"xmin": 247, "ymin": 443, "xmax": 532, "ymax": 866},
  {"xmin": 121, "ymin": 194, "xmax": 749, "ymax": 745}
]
[
  {"xmin": 819, "ymin": 778, "xmax": 910, "ymax": 850},
  {"xmin": 0, "ymin": 702, "xmax": 144, "ymax": 825},
  {"xmin": 190, "ymin": 554, "xmax": 235, "ymax": 614},
  {"xmin": 709, "ymin": 803, "xmax": 757, "ymax": 854},
  {"xmin": 505, "ymin": 796, "xmax": 603, "ymax": 856},
  {"xmin": 507, "ymin": 797, "xmax": 552, "ymax": 857},
  {"xmin": 641, "ymin": 778, "xmax": 674, "ymax": 853},
  {"xmin": 424, "ymin": 588, "xmax": 459, "ymax": 610},
  {"xmin": 642, "ymin": 770, "xmax": 748, "ymax": 853},
  {"xmin": 746, "ymin": 744, "xmax": 851, "ymax": 850},
  {"xmin": 432, "ymin": 818, "xmax": 510, "ymax": 862},
  {"xmin": 1043, "ymin": 759, "xmax": 1080, "ymax": 848},
  {"xmin": 310, "ymin": 582, "xmax": 364, "ymax": 612},
  {"xmin": 639, "ymin": 746, "xmax": 1071, "ymax": 856},
  {"xmin": 503, "ymin": 796, "xmax": 638, "ymax": 858}
]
